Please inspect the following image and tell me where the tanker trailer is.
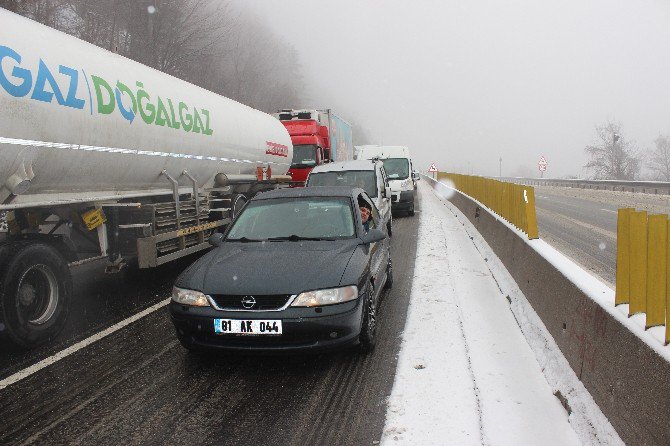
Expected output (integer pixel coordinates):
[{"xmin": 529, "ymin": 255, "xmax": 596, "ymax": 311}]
[{"xmin": 0, "ymin": 9, "xmax": 292, "ymax": 347}]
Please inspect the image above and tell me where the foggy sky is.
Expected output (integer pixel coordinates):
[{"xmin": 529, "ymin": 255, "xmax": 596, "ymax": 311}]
[{"xmin": 243, "ymin": 0, "xmax": 670, "ymax": 178}]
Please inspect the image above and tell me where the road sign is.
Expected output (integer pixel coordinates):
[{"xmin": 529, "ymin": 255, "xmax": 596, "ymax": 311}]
[
  {"xmin": 428, "ymin": 163, "xmax": 438, "ymax": 173},
  {"xmin": 538, "ymin": 156, "xmax": 548, "ymax": 172}
]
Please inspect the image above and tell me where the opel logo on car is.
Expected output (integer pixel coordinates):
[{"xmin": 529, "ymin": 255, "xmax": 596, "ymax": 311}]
[{"xmin": 241, "ymin": 296, "xmax": 256, "ymax": 309}]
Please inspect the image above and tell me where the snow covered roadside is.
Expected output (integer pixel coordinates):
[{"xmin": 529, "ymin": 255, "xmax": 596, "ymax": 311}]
[{"xmin": 381, "ymin": 183, "xmax": 623, "ymax": 445}]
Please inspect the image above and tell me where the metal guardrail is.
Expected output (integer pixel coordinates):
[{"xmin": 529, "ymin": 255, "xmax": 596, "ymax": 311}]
[
  {"xmin": 438, "ymin": 172, "xmax": 539, "ymax": 239},
  {"xmin": 616, "ymin": 208, "xmax": 670, "ymax": 344},
  {"xmin": 498, "ymin": 177, "xmax": 670, "ymax": 195}
]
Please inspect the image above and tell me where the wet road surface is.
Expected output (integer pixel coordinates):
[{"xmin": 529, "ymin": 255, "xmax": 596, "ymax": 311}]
[
  {"xmin": 0, "ymin": 203, "xmax": 419, "ymax": 445},
  {"xmin": 535, "ymin": 187, "xmax": 618, "ymax": 286}
]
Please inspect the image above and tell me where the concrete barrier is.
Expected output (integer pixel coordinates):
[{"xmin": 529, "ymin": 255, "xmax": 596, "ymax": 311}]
[{"xmin": 426, "ymin": 176, "xmax": 670, "ymax": 446}]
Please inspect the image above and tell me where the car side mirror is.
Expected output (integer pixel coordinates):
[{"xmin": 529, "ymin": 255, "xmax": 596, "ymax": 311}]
[
  {"xmin": 412, "ymin": 171, "xmax": 420, "ymax": 181},
  {"xmin": 209, "ymin": 233, "xmax": 224, "ymax": 247},
  {"xmin": 359, "ymin": 228, "xmax": 386, "ymax": 244},
  {"xmin": 384, "ymin": 186, "xmax": 392, "ymax": 198}
]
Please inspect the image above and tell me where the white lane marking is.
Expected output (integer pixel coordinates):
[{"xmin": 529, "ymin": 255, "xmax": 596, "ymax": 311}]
[
  {"xmin": 600, "ymin": 209, "xmax": 617, "ymax": 214},
  {"xmin": 0, "ymin": 298, "xmax": 170, "ymax": 391}
]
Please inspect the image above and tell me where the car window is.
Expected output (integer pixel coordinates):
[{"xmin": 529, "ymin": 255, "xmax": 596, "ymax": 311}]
[
  {"xmin": 226, "ymin": 197, "xmax": 355, "ymax": 240},
  {"xmin": 357, "ymin": 192, "xmax": 378, "ymax": 228},
  {"xmin": 307, "ymin": 170, "xmax": 378, "ymax": 198},
  {"xmin": 382, "ymin": 158, "xmax": 410, "ymax": 180}
]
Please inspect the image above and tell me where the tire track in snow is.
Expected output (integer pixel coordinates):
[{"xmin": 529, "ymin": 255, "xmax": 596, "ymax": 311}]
[{"xmin": 438, "ymin": 219, "xmax": 489, "ymax": 446}]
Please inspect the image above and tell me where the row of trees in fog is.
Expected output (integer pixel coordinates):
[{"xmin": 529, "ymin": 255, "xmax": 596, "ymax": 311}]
[
  {"xmin": 1, "ymin": 0, "xmax": 302, "ymax": 113},
  {"xmin": 583, "ymin": 120, "xmax": 670, "ymax": 181}
]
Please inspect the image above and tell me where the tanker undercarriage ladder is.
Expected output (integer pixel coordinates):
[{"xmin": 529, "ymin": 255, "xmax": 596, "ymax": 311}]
[{"xmin": 130, "ymin": 170, "xmax": 230, "ymax": 268}]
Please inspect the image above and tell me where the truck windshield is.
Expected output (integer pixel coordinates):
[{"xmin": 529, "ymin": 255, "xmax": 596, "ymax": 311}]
[
  {"xmin": 226, "ymin": 197, "xmax": 355, "ymax": 240},
  {"xmin": 307, "ymin": 171, "xmax": 378, "ymax": 198},
  {"xmin": 291, "ymin": 145, "xmax": 318, "ymax": 168},
  {"xmin": 382, "ymin": 158, "xmax": 410, "ymax": 180}
]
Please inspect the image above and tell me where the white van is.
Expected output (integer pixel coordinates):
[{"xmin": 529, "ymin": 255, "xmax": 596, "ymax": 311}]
[{"xmin": 355, "ymin": 145, "xmax": 419, "ymax": 216}]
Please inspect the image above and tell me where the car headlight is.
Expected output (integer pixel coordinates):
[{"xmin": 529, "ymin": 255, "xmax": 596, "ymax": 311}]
[
  {"xmin": 290, "ymin": 285, "xmax": 359, "ymax": 307},
  {"xmin": 400, "ymin": 179, "xmax": 411, "ymax": 188},
  {"xmin": 172, "ymin": 286, "xmax": 210, "ymax": 307}
]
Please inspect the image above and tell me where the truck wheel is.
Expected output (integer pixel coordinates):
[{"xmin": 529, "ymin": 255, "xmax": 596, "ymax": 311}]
[
  {"xmin": 408, "ymin": 202, "xmax": 415, "ymax": 216},
  {"xmin": 0, "ymin": 243, "xmax": 72, "ymax": 348},
  {"xmin": 359, "ymin": 284, "xmax": 377, "ymax": 353}
]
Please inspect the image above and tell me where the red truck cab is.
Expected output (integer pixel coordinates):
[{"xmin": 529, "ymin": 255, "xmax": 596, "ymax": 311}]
[{"xmin": 276, "ymin": 110, "xmax": 331, "ymax": 187}]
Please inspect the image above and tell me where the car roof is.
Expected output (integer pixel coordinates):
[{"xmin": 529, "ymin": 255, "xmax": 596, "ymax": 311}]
[
  {"xmin": 253, "ymin": 186, "xmax": 365, "ymax": 201},
  {"xmin": 355, "ymin": 145, "xmax": 410, "ymax": 159},
  {"xmin": 309, "ymin": 159, "xmax": 379, "ymax": 173}
]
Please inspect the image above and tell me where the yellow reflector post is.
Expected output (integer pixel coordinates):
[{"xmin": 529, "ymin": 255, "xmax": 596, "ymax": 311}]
[
  {"xmin": 646, "ymin": 214, "xmax": 666, "ymax": 328},
  {"xmin": 615, "ymin": 208, "xmax": 633, "ymax": 305},
  {"xmin": 524, "ymin": 187, "xmax": 539, "ymax": 240},
  {"xmin": 629, "ymin": 210, "xmax": 647, "ymax": 316}
]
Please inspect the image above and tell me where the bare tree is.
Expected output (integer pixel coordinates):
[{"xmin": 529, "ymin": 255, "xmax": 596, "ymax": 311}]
[
  {"xmin": 3, "ymin": 0, "xmax": 69, "ymax": 27},
  {"xmin": 4, "ymin": 0, "xmax": 305, "ymax": 113},
  {"xmin": 646, "ymin": 135, "xmax": 670, "ymax": 181},
  {"xmin": 584, "ymin": 120, "xmax": 640, "ymax": 180}
]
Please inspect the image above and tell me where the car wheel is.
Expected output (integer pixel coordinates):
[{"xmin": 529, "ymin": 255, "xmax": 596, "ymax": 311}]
[
  {"xmin": 384, "ymin": 255, "xmax": 393, "ymax": 290},
  {"xmin": 359, "ymin": 284, "xmax": 377, "ymax": 352},
  {"xmin": 408, "ymin": 202, "xmax": 415, "ymax": 216}
]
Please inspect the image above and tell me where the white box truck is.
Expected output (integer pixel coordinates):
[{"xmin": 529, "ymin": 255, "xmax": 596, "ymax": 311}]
[{"xmin": 355, "ymin": 145, "xmax": 419, "ymax": 215}]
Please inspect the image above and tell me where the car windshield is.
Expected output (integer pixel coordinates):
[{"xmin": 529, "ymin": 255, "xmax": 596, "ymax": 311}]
[
  {"xmin": 291, "ymin": 145, "xmax": 318, "ymax": 168},
  {"xmin": 382, "ymin": 158, "xmax": 410, "ymax": 180},
  {"xmin": 226, "ymin": 197, "xmax": 355, "ymax": 240},
  {"xmin": 307, "ymin": 171, "xmax": 378, "ymax": 198}
]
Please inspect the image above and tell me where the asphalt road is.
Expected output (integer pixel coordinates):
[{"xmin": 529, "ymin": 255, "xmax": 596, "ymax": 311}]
[
  {"xmin": 0, "ymin": 204, "xmax": 420, "ymax": 445},
  {"xmin": 535, "ymin": 187, "xmax": 618, "ymax": 286}
]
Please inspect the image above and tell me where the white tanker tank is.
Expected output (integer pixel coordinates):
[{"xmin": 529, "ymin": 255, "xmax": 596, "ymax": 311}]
[
  {"xmin": 0, "ymin": 10, "xmax": 294, "ymax": 348},
  {"xmin": 0, "ymin": 8, "xmax": 292, "ymax": 208}
]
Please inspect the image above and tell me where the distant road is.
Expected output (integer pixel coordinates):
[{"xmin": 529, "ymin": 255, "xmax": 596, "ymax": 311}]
[
  {"xmin": 535, "ymin": 188, "xmax": 617, "ymax": 286},
  {"xmin": 534, "ymin": 186, "xmax": 670, "ymax": 287}
]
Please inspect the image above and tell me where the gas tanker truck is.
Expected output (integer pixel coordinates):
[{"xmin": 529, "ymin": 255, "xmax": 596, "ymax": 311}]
[{"xmin": 0, "ymin": 9, "xmax": 292, "ymax": 347}]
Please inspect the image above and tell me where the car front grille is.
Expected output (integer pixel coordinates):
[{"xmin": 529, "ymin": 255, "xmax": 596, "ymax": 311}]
[{"xmin": 208, "ymin": 294, "xmax": 293, "ymax": 311}]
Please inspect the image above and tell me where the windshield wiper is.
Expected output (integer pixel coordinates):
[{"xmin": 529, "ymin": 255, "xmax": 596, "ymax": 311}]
[
  {"xmin": 226, "ymin": 237, "xmax": 263, "ymax": 243},
  {"xmin": 267, "ymin": 235, "xmax": 336, "ymax": 241}
]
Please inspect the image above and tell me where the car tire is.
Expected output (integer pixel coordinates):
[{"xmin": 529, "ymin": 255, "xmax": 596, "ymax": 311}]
[
  {"xmin": 387, "ymin": 217, "xmax": 393, "ymax": 237},
  {"xmin": 359, "ymin": 284, "xmax": 377, "ymax": 352},
  {"xmin": 0, "ymin": 242, "xmax": 72, "ymax": 348},
  {"xmin": 408, "ymin": 202, "xmax": 415, "ymax": 216}
]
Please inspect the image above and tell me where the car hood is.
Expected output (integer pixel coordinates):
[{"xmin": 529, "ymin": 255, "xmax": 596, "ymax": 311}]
[
  {"xmin": 389, "ymin": 178, "xmax": 413, "ymax": 191},
  {"xmin": 176, "ymin": 240, "xmax": 359, "ymax": 295}
]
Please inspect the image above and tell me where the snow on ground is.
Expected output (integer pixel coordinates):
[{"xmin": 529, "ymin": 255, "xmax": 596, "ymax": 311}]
[{"xmin": 382, "ymin": 183, "xmax": 596, "ymax": 445}]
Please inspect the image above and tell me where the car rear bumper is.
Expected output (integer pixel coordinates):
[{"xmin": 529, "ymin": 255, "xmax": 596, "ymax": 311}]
[{"xmin": 169, "ymin": 299, "xmax": 363, "ymax": 352}]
